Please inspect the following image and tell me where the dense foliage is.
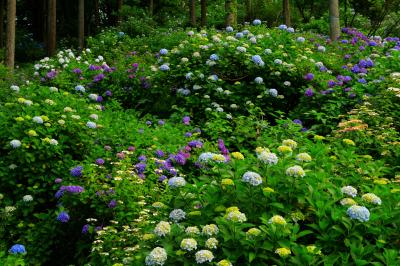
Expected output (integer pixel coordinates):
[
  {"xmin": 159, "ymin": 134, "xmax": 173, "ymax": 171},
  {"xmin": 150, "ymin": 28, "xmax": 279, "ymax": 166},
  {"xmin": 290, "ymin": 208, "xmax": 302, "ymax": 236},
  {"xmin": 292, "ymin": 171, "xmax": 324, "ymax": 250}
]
[{"xmin": 0, "ymin": 21, "xmax": 399, "ymax": 265}]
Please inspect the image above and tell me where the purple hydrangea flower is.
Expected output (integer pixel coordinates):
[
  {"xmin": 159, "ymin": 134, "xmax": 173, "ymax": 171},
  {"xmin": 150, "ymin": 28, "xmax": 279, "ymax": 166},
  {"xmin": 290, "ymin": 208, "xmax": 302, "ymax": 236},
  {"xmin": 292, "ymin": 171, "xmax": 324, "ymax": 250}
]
[
  {"xmin": 188, "ymin": 140, "xmax": 203, "ymax": 148},
  {"xmin": 96, "ymin": 158, "xmax": 105, "ymax": 165},
  {"xmin": 218, "ymin": 139, "xmax": 229, "ymax": 155},
  {"xmin": 108, "ymin": 200, "xmax": 117, "ymax": 208},
  {"xmin": 183, "ymin": 116, "xmax": 190, "ymax": 125},
  {"xmin": 138, "ymin": 155, "xmax": 147, "ymax": 162},
  {"xmin": 155, "ymin": 150, "xmax": 165, "ymax": 158},
  {"xmin": 293, "ymin": 119, "xmax": 303, "ymax": 125},
  {"xmin": 57, "ymin": 211, "xmax": 70, "ymax": 223},
  {"xmin": 70, "ymin": 166, "xmax": 83, "ymax": 177},
  {"xmin": 158, "ymin": 175, "xmax": 167, "ymax": 182},
  {"xmin": 82, "ymin": 224, "xmax": 89, "ymax": 234},
  {"xmin": 55, "ymin": 178, "xmax": 62, "ymax": 184},
  {"xmin": 158, "ymin": 120, "xmax": 165, "ymax": 126},
  {"xmin": 305, "ymin": 88, "xmax": 314, "ymax": 97},
  {"xmin": 105, "ymin": 90, "xmax": 112, "ymax": 96},
  {"xmin": 73, "ymin": 68, "xmax": 82, "ymax": 74},
  {"xmin": 304, "ymin": 73, "xmax": 314, "ymax": 81},
  {"xmin": 136, "ymin": 163, "xmax": 147, "ymax": 174},
  {"xmin": 93, "ymin": 73, "xmax": 105, "ymax": 82}
]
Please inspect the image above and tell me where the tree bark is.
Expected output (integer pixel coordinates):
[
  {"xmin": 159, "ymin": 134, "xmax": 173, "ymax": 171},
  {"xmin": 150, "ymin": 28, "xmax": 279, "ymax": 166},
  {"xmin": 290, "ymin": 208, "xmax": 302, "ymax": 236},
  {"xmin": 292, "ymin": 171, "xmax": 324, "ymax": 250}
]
[
  {"xmin": 47, "ymin": 0, "xmax": 56, "ymax": 56},
  {"xmin": 283, "ymin": 0, "xmax": 291, "ymax": 26},
  {"xmin": 149, "ymin": 0, "xmax": 153, "ymax": 16},
  {"xmin": 0, "ymin": 0, "xmax": 4, "ymax": 48},
  {"xmin": 117, "ymin": 0, "xmax": 123, "ymax": 24},
  {"xmin": 200, "ymin": 0, "xmax": 206, "ymax": 27},
  {"xmin": 245, "ymin": 0, "xmax": 253, "ymax": 21},
  {"xmin": 5, "ymin": 0, "xmax": 16, "ymax": 68},
  {"xmin": 225, "ymin": 0, "xmax": 237, "ymax": 27},
  {"xmin": 78, "ymin": 0, "xmax": 84, "ymax": 49},
  {"xmin": 189, "ymin": 0, "xmax": 196, "ymax": 27},
  {"xmin": 329, "ymin": 0, "xmax": 340, "ymax": 40},
  {"xmin": 94, "ymin": 0, "xmax": 100, "ymax": 32}
]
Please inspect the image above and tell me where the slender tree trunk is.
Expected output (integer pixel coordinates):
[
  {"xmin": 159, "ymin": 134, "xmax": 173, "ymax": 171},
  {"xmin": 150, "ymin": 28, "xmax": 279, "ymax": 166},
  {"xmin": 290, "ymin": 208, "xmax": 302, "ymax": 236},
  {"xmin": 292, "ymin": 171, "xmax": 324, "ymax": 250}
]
[
  {"xmin": 200, "ymin": 0, "xmax": 206, "ymax": 27},
  {"xmin": 283, "ymin": 0, "xmax": 291, "ymax": 26},
  {"xmin": 78, "ymin": 0, "xmax": 84, "ymax": 49},
  {"xmin": 225, "ymin": 0, "xmax": 237, "ymax": 26},
  {"xmin": 329, "ymin": 0, "xmax": 340, "ymax": 40},
  {"xmin": 6, "ymin": 0, "xmax": 16, "ymax": 68},
  {"xmin": 149, "ymin": 0, "xmax": 154, "ymax": 16},
  {"xmin": 94, "ymin": 0, "xmax": 100, "ymax": 32},
  {"xmin": 0, "ymin": 0, "xmax": 4, "ymax": 48},
  {"xmin": 117, "ymin": 0, "xmax": 123, "ymax": 24},
  {"xmin": 47, "ymin": 0, "xmax": 56, "ymax": 56},
  {"xmin": 245, "ymin": 0, "xmax": 253, "ymax": 21},
  {"xmin": 189, "ymin": 0, "xmax": 196, "ymax": 27}
]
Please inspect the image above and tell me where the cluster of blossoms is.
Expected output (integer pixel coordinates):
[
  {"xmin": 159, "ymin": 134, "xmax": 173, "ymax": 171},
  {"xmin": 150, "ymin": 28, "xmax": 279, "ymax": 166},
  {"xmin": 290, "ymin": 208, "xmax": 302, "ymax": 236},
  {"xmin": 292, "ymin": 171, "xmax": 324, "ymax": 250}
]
[
  {"xmin": 225, "ymin": 207, "xmax": 247, "ymax": 223},
  {"xmin": 341, "ymin": 186, "xmax": 357, "ymax": 198},
  {"xmin": 185, "ymin": 226, "xmax": 200, "ymax": 235},
  {"xmin": 145, "ymin": 247, "xmax": 168, "ymax": 266},
  {"xmin": 347, "ymin": 205, "xmax": 370, "ymax": 222},
  {"xmin": 361, "ymin": 193, "xmax": 382, "ymax": 205},
  {"xmin": 168, "ymin": 176, "xmax": 186, "ymax": 188},
  {"xmin": 282, "ymin": 139, "xmax": 297, "ymax": 149},
  {"xmin": 340, "ymin": 198, "xmax": 357, "ymax": 206},
  {"xmin": 246, "ymin": 228, "xmax": 262, "ymax": 240},
  {"xmin": 180, "ymin": 238, "xmax": 198, "ymax": 251},
  {"xmin": 169, "ymin": 209, "xmax": 186, "ymax": 223},
  {"xmin": 202, "ymin": 224, "xmax": 219, "ymax": 236},
  {"xmin": 286, "ymin": 165, "xmax": 306, "ymax": 177},
  {"xmin": 195, "ymin": 250, "xmax": 214, "ymax": 264},
  {"xmin": 268, "ymin": 215, "xmax": 287, "ymax": 225},
  {"xmin": 242, "ymin": 171, "xmax": 263, "ymax": 186},
  {"xmin": 55, "ymin": 185, "xmax": 84, "ymax": 198},
  {"xmin": 9, "ymin": 244, "xmax": 26, "ymax": 254},
  {"xmin": 154, "ymin": 221, "xmax": 171, "ymax": 237},
  {"xmin": 205, "ymin": 238, "xmax": 218, "ymax": 249},
  {"xmin": 257, "ymin": 151, "xmax": 278, "ymax": 165},
  {"xmin": 296, "ymin": 153, "xmax": 312, "ymax": 162},
  {"xmin": 275, "ymin": 247, "xmax": 291, "ymax": 257}
]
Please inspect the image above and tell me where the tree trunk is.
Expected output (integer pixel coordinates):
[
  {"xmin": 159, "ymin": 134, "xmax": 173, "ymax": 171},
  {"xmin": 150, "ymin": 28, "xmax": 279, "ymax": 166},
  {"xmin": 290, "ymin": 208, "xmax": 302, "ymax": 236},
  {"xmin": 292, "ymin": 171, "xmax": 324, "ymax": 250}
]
[
  {"xmin": 283, "ymin": 0, "xmax": 291, "ymax": 26},
  {"xmin": 94, "ymin": 0, "xmax": 100, "ymax": 32},
  {"xmin": 47, "ymin": 0, "xmax": 56, "ymax": 56},
  {"xmin": 117, "ymin": 0, "xmax": 123, "ymax": 24},
  {"xmin": 0, "ymin": 0, "xmax": 4, "ymax": 48},
  {"xmin": 329, "ymin": 0, "xmax": 340, "ymax": 40},
  {"xmin": 5, "ymin": 0, "xmax": 16, "ymax": 68},
  {"xmin": 78, "ymin": 0, "xmax": 84, "ymax": 49},
  {"xmin": 200, "ymin": 0, "xmax": 206, "ymax": 27},
  {"xmin": 245, "ymin": 0, "xmax": 253, "ymax": 21},
  {"xmin": 189, "ymin": 0, "xmax": 196, "ymax": 27},
  {"xmin": 149, "ymin": 0, "xmax": 153, "ymax": 16},
  {"xmin": 225, "ymin": 0, "xmax": 237, "ymax": 26}
]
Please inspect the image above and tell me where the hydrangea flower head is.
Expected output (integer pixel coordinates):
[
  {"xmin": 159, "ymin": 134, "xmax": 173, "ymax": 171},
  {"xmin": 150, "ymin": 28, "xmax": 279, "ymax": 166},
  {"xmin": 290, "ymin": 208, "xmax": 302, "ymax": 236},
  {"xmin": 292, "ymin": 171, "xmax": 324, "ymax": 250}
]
[
  {"xmin": 362, "ymin": 193, "xmax": 382, "ymax": 205},
  {"xmin": 269, "ymin": 215, "xmax": 287, "ymax": 225},
  {"xmin": 242, "ymin": 171, "xmax": 263, "ymax": 186},
  {"xmin": 159, "ymin": 48, "xmax": 168, "ymax": 55},
  {"xmin": 10, "ymin": 139, "xmax": 21, "ymax": 148},
  {"xmin": 159, "ymin": 64, "xmax": 170, "ymax": 71},
  {"xmin": 340, "ymin": 198, "xmax": 357, "ymax": 206},
  {"xmin": 258, "ymin": 151, "xmax": 278, "ymax": 165},
  {"xmin": 253, "ymin": 19, "xmax": 262, "ymax": 25},
  {"xmin": 286, "ymin": 165, "xmax": 305, "ymax": 177},
  {"xmin": 209, "ymin": 54, "xmax": 219, "ymax": 61},
  {"xmin": 217, "ymin": 260, "xmax": 233, "ymax": 266},
  {"xmin": 296, "ymin": 153, "xmax": 312, "ymax": 162},
  {"xmin": 275, "ymin": 247, "xmax": 291, "ymax": 257},
  {"xmin": 226, "ymin": 210, "xmax": 247, "ymax": 223},
  {"xmin": 347, "ymin": 205, "xmax": 370, "ymax": 222},
  {"xmin": 202, "ymin": 224, "xmax": 219, "ymax": 236},
  {"xmin": 9, "ymin": 244, "xmax": 26, "ymax": 254},
  {"xmin": 154, "ymin": 221, "xmax": 171, "ymax": 237},
  {"xmin": 254, "ymin": 77, "xmax": 263, "ymax": 84},
  {"xmin": 145, "ymin": 247, "xmax": 167, "ymax": 266},
  {"xmin": 231, "ymin": 152, "xmax": 244, "ymax": 160},
  {"xmin": 195, "ymin": 250, "xmax": 214, "ymax": 264},
  {"xmin": 341, "ymin": 186, "xmax": 357, "ymax": 198},
  {"xmin": 251, "ymin": 55, "xmax": 265, "ymax": 67},
  {"xmin": 226, "ymin": 26, "xmax": 233, "ymax": 32},
  {"xmin": 282, "ymin": 139, "xmax": 297, "ymax": 149},
  {"xmin": 169, "ymin": 209, "xmax": 186, "ymax": 223},
  {"xmin": 86, "ymin": 121, "xmax": 97, "ymax": 129},
  {"xmin": 168, "ymin": 176, "xmax": 186, "ymax": 188},
  {"xmin": 57, "ymin": 211, "xmax": 70, "ymax": 223},
  {"xmin": 246, "ymin": 228, "xmax": 261, "ymax": 239},
  {"xmin": 205, "ymin": 238, "xmax": 218, "ymax": 249},
  {"xmin": 185, "ymin": 226, "xmax": 200, "ymax": 235},
  {"xmin": 70, "ymin": 166, "xmax": 83, "ymax": 177},
  {"xmin": 180, "ymin": 238, "xmax": 197, "ymax": 251}
]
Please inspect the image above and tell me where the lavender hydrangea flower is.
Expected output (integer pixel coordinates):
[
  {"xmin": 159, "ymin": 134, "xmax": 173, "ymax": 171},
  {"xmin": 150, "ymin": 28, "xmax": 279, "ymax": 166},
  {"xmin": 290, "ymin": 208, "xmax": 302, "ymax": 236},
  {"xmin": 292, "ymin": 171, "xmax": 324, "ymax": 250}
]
[
  {"xmin": 82, "ymin": 224, "xmax": 89, "ymax": 234},
  {"xmin": 305, "ymin": 88, "xmax": 314, "ymax": 97},
  {"xmin": 108, "ymin": 200, "xmax": 117, "ymax": 208},
  {"xmin": 251, "ymin": 55, "xmax": 265, "ymax": 67},
  {"xmin": 57, "ymin": 211, "xmax": 70, "ymax": 223},
  {"xmin": 347, "ymin": 205, "xmax": 370, "ymax": 222},
  {"xmin": 95, "ymin": 158, "xmax": 105, "ymax": 165},
  {"xmin": 253, "ymin": 19, "xmax": 261, "ymax": 25},
  {"xmin": 183, "ymin": 116, "xmax": 190, "ymax": 125},
  {"xmin": 70, "ymin": 166, "xmax": 83, "ymax": 177}
]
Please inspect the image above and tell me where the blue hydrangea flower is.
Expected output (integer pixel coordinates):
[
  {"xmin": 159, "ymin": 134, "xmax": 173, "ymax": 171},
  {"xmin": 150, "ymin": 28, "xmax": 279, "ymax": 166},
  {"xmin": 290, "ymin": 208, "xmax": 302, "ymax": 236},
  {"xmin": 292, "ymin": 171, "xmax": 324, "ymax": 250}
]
[
  {"xmin": 10, "ymin": 139, "xmax": 21, "ymax": 148},
  {"xmin": 75, "ymin": 85, "xmax": 85, "ymax": 92},
  {"xmin": 86, "ymin": 121, "xmax": 97, "ymax": 129},
  {"xmin": 254, "ymin": 77, "xmax": 263, "ymax": 84},
  {"xmin": 209, "ymin": 54, "xmax": 219, "ymax": 61},
  {"xmin": 169, "ymin": 209, "xmax": 186, "ymax": 222},
  {"xmin": 278, "ymin": 24, "xmax": 288, "ymax": 30},
  {"xmin": 287, "ymin": 27, "xmax": 295, "ymax": 33},
  {"xmin": 235, "ymin": 32, "xmax": 244, "ymax": 38},
  {"xmin": 57, "ymin": 211, "xmax": 70, "ymax": 223},
  {"xmin": 185, "ymin": 72, "xmax": 193, "ymax": 80},
  {"xmin": 347, "ymin": 205, "xmax": 370, "ymax": 222},
  {"xmin": 226, "ymin": 26, "xmax": 234, "ymax": 32},
  {"xmin": 269, "ymin": 88, "xmax": 278, "ymax": 97},
  {"xmin": 159, "ymin": 64, "xmax": 170, "ymax": 71},
  {"xmin": 159, "ymin": 48, "xmax": 168, "ymax": 55},
  {"xmin": 9, "ymin": 244, "xmax": 26, "ymax": 254},
  {"xmin": 253, "ymin": 19, "xmax": 262, "ymax": 25},
  {"xmin": 242, "ymin": 171, "xmax": 263, "ymax": 186},
  {"xmin": 168, "ymin": 176, "xmax": 186, "ymax": 188},
  {"xmin": 251, "ymin": 55, "xmax": 265, "ymax": 67}
]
